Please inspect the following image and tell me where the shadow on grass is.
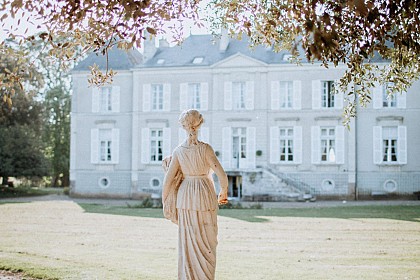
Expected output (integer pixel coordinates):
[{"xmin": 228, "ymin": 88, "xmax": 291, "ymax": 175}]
[{"xmin": 78, "ymin": 203, "xmax": 420, "ymax": 223}]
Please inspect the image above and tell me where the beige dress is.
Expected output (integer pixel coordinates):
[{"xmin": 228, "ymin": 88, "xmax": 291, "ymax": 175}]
[{"xmin": 163, "ymin": 141, "xmax": 228, "ymax": 280}]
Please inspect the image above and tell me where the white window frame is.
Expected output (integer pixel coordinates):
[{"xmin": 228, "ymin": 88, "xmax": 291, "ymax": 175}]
[
  {"xmin": 321, "ymin": 81, "xmax": 335, "ymax": 108},
  {"xmin": 320, "ymin": 127, "xmax": 336, "ymax": 163},
  {"xmin": 188, "ymin": 83, "xmax": 201, "ymax": 109},
  {"xmin": 151, "ymin": 84, "xmax": 164, "ymax": 111},
  {"xmin": 99, "ymin": 87, "xmax": 112, "ymax": 112},
  {"xmin": 232, "ymin": 82, "xmax": 246, "ymax": 110},
  {"xmin": 279, "ymin": 81, "xmax": 293, "ymax": 109},
  {"xmin": 150, "ymin": 129, "xmax": 163, "ymax": 163},
  {"xmin": 382, "ymin": 83, "xmax": 397, "ymax": 108},
  {"xmin": 382, "ymin": 126, "xmax": 398, "ymax": 163},
  {"xmin": 99, "ymin": 129, "xmax": 112, "ymax": 162},
  {"xmin": 373, "ymin": 126, "xmax": 407, "ymax": 165},
  {"xmin": 279, "ymin": 128, "xmax": 294, "ymax": 162}
]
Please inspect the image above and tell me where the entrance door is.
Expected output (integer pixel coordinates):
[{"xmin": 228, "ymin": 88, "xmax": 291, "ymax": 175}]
[
  {"xmin": 232, "ymin": 127, "xmax": 247, "ymax": 168},
  {"xmin": 228, "ymin": 175, "xmax": 243, "ymax": 200}
]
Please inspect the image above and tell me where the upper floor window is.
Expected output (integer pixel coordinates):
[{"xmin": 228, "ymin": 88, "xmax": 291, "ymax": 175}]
[
  {"xmin": 188, "ymin": 83, "xmax": 201, "ymax": 109},
  {"xmin": 373, "ymin": 82, "xmax": 406, "ymax": 109},
  {"xmin": 232, "ymin": 82, "xmax": 246, "ymax": 110},
  {"xmin": 312, "ymin": 80, "xmax": 342, "ymax": 110},
  {"xmin": 321, "ymin": 81, "xmax": 335, "ymax": 108},
  {"xmin": 192, "ymin": 57, "xmax": 204, "ymax": 64},
  {"xmin": 151, "ymin": 84, "xmax": 164, "ymax": 111},
  {"xmin": 279, "ymin": 81, "xmax": 293, "ymax": 108},
  {"xmin": 92, "ymin": 86, "xmax": 120, "ymax": 113}
]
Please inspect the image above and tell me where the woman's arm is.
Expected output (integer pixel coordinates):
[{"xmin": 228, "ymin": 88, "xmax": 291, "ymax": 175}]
[
  {"xmin": 206, "ymin": 144, "xmax": 228, "ymax": 204},
  {"xmin": 162, "ymin": 152, "xmax": 180, "ymax": 202}
]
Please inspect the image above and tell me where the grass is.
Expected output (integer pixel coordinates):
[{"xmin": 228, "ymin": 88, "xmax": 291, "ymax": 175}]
[
  {"xmin": 1, "ymin": 200, "xmax": 419, "ymax": 280},
  {"xmin": 0, "ymin": 185, "xmax": 61, "ymax": 199},
  {"xmin": 79, "ymin": 203, "xmax": 420, "ymax": 223}
]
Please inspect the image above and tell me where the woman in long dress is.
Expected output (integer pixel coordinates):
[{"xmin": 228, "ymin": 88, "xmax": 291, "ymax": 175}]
[{"xmin": 162, "ymin": 109, "xmax": 228, "ymax": 280}]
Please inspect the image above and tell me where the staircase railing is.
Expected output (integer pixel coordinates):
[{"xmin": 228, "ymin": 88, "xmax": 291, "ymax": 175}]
[{"xmin": 260, "ymin": 165, "xmax": 316, "ymax": 196}]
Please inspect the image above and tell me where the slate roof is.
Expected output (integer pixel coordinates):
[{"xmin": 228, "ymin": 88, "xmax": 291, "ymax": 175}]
[
  {"xmin": 73, "ymin": 46, "xmax": 143, "ymax": 71},
  {"xmin": 140, "ymin": 34, "xmax": 308, "ymax": 68}
]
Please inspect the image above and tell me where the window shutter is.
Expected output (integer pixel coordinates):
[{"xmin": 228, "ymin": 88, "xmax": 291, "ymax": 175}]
[
  {"xmin": 245, "ymin": 81, "xmax": 254, "ymax": 110},
  {"xmin": 163, "ymin": 128, "xmax": 171, "ymax": 158},
  {"xmin": 111, "ymin": 86, "xmax": 120, "ymax": 112},
  {"xmin": 398, "ymin": 126, "xmax": 407, "ymax": 164},
  {"xmin": 270, "ymin": 126, "xmax": 280, "ymax": 164},
  {"xmin": 163, "ymin": 84, "xmax": 171, "ymax": 111},
  {"xmin": 92, "ymin": 87, "xmax": 100, "ymax": 112},
  {"xmin": 247, "ymin": 127, "xmax": 256, "ymax": 169},
  {"xmin": 179, "ymin": 83, "xmax": 188, "ymax": 111},
  {"xmin": 142, "ymin": 84, "xmax": 151, "ymax": 112},
  {"xmin": 141, "ymin": 128, "xmax": 150, "ymax": 164},
  {"xmin": 312, "ymin": 80, "xmax": 321, "ymax": 109},
  {"xmin": 372, "ymin": 84, "xmax": 383, "ymax": 109},
  {"xmin": 397, "ymin": 92, "xmax": 406, "ymax": 109},
  {"xmin": 224, "ymin": 81, "xmax": 233, "ymax": 110},
  {"xmin": 334, "ymin": 80, "xmax": 343, "ymax": 109},
  {"xmin": 200, "ymin": 82, "xmax": 209, "ymax": 111},
  {"xmin": 293, "ymin": 80, "xmax": 302, "ymax": 110},
  {"xmin": 335, "ymin": 125, "xmax": 345, "ymax": 164},
  {"xmin": 373, "ymin": 126, "xmax": 382, "ymax": 164},
  {"xmin": 222, "ymin": 127, "xmax": 232, "ymax": 168},
  {"xmin": 271, "ymin": 81, "xmax": 280, "ymax": 110},
  {"xmin": 200, "ymin": 127, "xmax": 209, "ymax": 143},
  {"xmin": 178, "ymin": 128, "xmax": 187, "ymax": 145},
  {"xmin": 111, "ymin": 128, "xmax": 120, "ymax": 164},
  {"xmin": 293, "ymin": 126, "xmax": 302, "ymax": 164},
  {"xmin": 90, "ymin": 129, "xmax": 99, "ymax": 164},
  {"xmin": 311, "ymin": 126, "xmax": 321, "ymax": 164}
]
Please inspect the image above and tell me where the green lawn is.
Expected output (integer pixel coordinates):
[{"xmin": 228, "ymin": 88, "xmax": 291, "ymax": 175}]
[
  {"xmin": 0, "ymin": 186, "xmax": 61, "ymax": 199},
  {"xmin": 79, "ymin": 203, "xmax": 420, "ymax": 223}
]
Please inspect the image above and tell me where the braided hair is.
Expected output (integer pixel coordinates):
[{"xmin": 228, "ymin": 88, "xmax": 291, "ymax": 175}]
[{"xmin": 178, "ymin": 109, "xmax": 204, "ymax": 145}]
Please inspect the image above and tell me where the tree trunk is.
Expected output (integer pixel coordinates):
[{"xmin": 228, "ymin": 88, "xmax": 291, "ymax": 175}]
[{"xmin": 1, "ymin": 176, "xmax": 8, "ymax": 186}]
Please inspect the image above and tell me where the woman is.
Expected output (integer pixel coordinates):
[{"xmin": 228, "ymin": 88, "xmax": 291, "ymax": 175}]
[{"xmin": 162, "ymin": 109, "xmax": 228, "ymax": 280}]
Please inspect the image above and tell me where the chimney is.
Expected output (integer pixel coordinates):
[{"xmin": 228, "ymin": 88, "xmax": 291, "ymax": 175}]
[
  {"xmin": 143, "ymin": 32, "xmax": 157, "ymax": 62},
  {"xmin": 159, "ymin": 38, "xmax": 169, "ymax": 48},
  {"xmin": 219, "ymin": 28, "xmax": 229, "ymax": 53}
]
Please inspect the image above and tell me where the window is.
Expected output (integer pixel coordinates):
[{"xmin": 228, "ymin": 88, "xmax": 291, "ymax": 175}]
[
  {"xmin": 382, "ymin": 126, "xmax": 398, "ymax": 162},
  {"xmin": 382, "ymin": 83, "xmax": 397, "ymax": 108},
  {"xmin": 232, "ymin": 82, "xmax": 246, "ymax": 110},
  {"xmin": 99, "ymin": 129, "xmax": 112, "ymax": 162},
  {"xmin": 320, "ymin": 127, "xmax": 336, "ymax": 162},
  {"xmin": 232, "ymin": 127, "xmax": 247, "ymax": 159},
  {"xmin": 280, "ymin": 81, "xmax": 293, "ymax": 108},
  {"xmin": 100, "ymin": 87, "xmax": 112, "ymax": 112},
  {"xmin": 151, "ymin": 84, "xmax": 164, "ymax": 111},
  {"xmin": 192, "ymin": 57, "xmax": 204, "ymax": 64},
  {"xmin": 98, "ymin": 177, "xmax": 111, "ymax": 189},
  {"xmin": 188, "ymin": 83, "xmax": 201, "ymax": 109},
  {"xmin": 150, "ymin": 129, "xmax": 163, "ymax": 162},
  {"xmin": 321, "ymin": 81, "xmax": 335, "ymax": 108},
  {"xmin": 157, "ymin": 59, "xmax": 165, "ymax": 65},
  {"xmin": 279, "ymin": 128, "xmax": 294, "ymax": 162}
]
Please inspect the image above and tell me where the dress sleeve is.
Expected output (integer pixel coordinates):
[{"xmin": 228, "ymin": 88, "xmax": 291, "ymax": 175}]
[
  {"xmin": 206, "ymin": 144, "xmax": 228, "ymax": 192},
  {"xmin": 162, "ymin": 151, "xmax": 181, "ymax": 201}
]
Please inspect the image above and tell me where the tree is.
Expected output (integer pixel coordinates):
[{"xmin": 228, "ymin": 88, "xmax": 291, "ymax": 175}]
[
  {"xmin": 0, "ymin": 42, "xmax": 48, "ymax": 185},
  {"xmin": 1, "ymin": 0, "xmax": 419, "ymax": 123}
]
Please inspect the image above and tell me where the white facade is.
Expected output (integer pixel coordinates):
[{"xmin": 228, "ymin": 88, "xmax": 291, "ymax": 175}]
[{"xmin": 70, "ymin": 36, "xmax": 420, "ymax": 200}]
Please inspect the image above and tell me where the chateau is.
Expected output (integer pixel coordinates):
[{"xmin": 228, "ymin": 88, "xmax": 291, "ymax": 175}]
[{"xmin": 70, "ymin": 34, "xmax": 420, "ymax": 201}]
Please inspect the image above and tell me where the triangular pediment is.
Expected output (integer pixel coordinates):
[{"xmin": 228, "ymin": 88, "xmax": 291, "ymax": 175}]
[{"xmin": 213, "ymin": 53, "xmax": 267, "ymax": 68}]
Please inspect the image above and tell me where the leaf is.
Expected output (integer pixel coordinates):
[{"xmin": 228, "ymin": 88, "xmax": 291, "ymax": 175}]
[{"xmin": 146, "ymin": 27, "xmax": 156, "ymax": 35}]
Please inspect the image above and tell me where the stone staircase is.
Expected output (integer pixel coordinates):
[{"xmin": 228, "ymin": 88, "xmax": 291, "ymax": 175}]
[{"xmin": 249, "ymin": 166, "xmax": 316, "ymax": 202}]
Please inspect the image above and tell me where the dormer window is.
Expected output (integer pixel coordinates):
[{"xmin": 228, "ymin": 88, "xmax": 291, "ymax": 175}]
[
  {"xmin": 282, "ymin": 54, "xmax": 293, "ymax": 61},
  {"xmin": 192, "ymin": 57, "xmax": 204, "ymax": 64},
  {"xmin": 157, "ymin": 59, "xmax": 165, "ymax": 65}
]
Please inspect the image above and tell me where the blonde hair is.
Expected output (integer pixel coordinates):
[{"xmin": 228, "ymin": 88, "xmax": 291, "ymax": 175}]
[{"xmin": 179, "ymin": 109, "xmax": 204, "ymax": 145}]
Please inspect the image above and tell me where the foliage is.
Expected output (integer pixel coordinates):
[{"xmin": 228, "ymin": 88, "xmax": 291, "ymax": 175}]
[
  {"xmin": 0, "ymin": 185, "xmax": 51, "ymax": 198},
  {"xmin": 210, "ymin": 0, "xmax": 420, "ymax": 125},
  {"xmin": 0, "ymin": 0, "xmax": 419, "ymax": 123}
]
